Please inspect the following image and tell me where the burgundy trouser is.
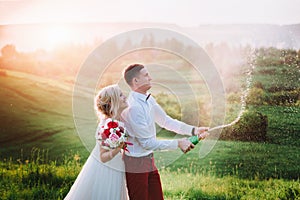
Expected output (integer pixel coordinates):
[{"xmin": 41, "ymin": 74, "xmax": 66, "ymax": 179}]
[{"xmin": 124, "ymin": 154, "xmax": 164, "ymax": 200}]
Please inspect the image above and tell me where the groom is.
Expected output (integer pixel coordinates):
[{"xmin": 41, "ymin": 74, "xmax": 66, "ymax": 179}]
[{"xmin": 121, "ymin": 63, "xmax": 209, "ymax": 200}]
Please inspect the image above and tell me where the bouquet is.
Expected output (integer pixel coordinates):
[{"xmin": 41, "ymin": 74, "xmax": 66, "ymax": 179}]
[{"xmin": 97, "ymin": 118, "xmax": 132, "ymax": 152}]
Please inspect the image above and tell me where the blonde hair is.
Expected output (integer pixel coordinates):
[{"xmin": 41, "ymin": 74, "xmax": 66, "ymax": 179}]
[{"xmin": 94, "ymin": 84, "xmax": 122, "ymax": 119}]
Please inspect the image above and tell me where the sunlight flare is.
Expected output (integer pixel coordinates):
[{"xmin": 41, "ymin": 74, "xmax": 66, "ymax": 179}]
[{"xmin": 42, "ymin": 24, "xmax": 73, "ymax": 50}]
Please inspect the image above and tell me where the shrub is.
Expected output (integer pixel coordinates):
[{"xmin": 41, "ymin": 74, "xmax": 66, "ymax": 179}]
[
  {"xmin": 253, "ymin": 81, "xmax": 264, "ymax": 90},
  {"xmin": 263, "ymin": 89, "xmax": 299, "ymax": 106},
  {"xmin": 268, "ymin": 90, "xmax": 299, "ymax": 105},
  {"xmin": 258, "ymin": 68, "xmax": 277, "ymax": 75},
  {"xmin": 221, "ymin": 110, "xmax": 268, "ymax": 142},
  {"xmin": 246, "ymin": 87, "xmax": 265, "ymax": 105},
  {"xmin": 155, "ymin": 93, "xmax": 181, "ymax": 120},
  {"xmin": 227, "ymin": 92, "xmax": 241, "ymax": 104}
]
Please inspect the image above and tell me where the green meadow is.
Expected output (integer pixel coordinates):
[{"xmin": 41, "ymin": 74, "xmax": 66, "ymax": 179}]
[
  {"xmin": 0, "ymin": 70, "xmax": 88, "ymax": 161},
  {"xmin": 0, "ymin": 142, "xmax": 299, "ymax": 199},
  {"xmin": 0, "ymin": 47, "xmax": 299, "ymax": 199}
]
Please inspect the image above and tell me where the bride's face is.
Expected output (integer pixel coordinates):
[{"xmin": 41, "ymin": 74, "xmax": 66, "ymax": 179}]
[{"xmin": 119, "ymin": 91, "xmax": 127, "ymax": 109}]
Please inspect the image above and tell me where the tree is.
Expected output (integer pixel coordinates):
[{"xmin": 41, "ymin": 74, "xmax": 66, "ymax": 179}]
[{"xmin": 1, "ymin": 44, "xmax": 17, "ymax": 59}]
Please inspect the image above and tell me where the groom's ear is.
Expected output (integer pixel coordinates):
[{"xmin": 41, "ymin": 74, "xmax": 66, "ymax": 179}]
[{"xmin": 129, "ymin": 78, "xmax": 136, "ymax": 88}]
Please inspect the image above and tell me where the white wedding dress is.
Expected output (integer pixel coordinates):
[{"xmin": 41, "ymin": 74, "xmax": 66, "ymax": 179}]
[{"xmin": 64, "ymin": 123, "xmax": 128, "ymax": 200}]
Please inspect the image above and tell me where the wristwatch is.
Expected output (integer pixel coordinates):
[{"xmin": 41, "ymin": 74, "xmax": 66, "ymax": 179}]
[{"xmin": 191, "ymin": 127, "xmax": 196, "ymax": 136}]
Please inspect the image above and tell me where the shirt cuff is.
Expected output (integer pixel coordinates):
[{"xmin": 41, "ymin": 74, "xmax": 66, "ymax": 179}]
[{"xmin": 171, "ymin": 139, "xmax": 178, "ymax": 149}]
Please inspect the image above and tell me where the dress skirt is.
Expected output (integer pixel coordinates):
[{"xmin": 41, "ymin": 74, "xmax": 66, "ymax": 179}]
[{"xmin": 64, "ymin": 143, "xmax": 128, "ymax": 200}]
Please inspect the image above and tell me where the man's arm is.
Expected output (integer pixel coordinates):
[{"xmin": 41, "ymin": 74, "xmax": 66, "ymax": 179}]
[
  {"xmin": 125, "ymin": 105, "xmax": 193, "ymax": 152},
  {"xmin": 153, "ymin": 102, "xmax": 194, "ymax": 135},
  {"xmin": 136, "ymin": 137, "xmax": 194, "ymax": 153}
]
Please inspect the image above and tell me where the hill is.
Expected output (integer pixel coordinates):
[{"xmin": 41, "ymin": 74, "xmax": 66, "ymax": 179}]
[
  {"xmin": 1, "ymin": 22, "xmax": 300, "ymax": 52},
  {"xmin": 0, "ymin": 70, "xmax": 89, "ymax": 160}
]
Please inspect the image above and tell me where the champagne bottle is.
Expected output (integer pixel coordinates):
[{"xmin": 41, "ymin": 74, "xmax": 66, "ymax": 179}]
[{"xmin": 188, "ymin": 135, "xmax": 203, "ymax": 145}]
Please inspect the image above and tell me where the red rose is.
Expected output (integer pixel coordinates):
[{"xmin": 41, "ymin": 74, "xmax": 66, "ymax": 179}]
[
  {"xmin": 107, "ymin": 121, "xmax": 118, "ymax": 129},
  {"xmin": 101, "ymin": 133, "xmax": 107, "ymax": 139},
  {"xmin": 115, "ymin": 130, "xmax": 121, "ymax": 137},
  {"xmin": 101, "ymin": 129, "xmax": 110, "ymax": 139}
]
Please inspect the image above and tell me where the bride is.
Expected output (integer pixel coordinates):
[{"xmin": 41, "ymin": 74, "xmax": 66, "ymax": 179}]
[{"xmin": 64, "ymin": 84, "xmax": 129, "ymax": 200}]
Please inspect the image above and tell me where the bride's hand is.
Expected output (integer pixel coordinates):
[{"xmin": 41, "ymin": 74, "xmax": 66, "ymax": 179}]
[{"xmin": 118, "ymin": 142, "xmax": 126, "ymax": 150}]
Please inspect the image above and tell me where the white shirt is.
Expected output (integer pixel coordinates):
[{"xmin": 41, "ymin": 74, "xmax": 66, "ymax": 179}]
[{"xmin": 121, "ymin": 91, "xmax": 194, "ymax": 157}]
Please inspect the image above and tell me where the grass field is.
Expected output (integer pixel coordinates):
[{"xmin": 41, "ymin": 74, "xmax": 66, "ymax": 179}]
[
  {"xmin": 0, "ymin": 61, "xmax": 299, "ymax": 199},
  {"xmin": 0, "ymin": 142, "xmax": 299, "ymax": 199},
  {"xmin": 0, "ymin": 70, "xmax": 88, "ymax": 160}
]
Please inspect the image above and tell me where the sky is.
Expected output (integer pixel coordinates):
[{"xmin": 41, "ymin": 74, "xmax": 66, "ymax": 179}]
[{"xmin": 0, "ymin": 0, "xmax": 300, "ymax": 26}]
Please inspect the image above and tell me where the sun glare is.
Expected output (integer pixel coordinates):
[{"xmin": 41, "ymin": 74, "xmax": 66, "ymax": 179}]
[{"xmin": 42, "ymin": 25, "xmax": 72, "ymax": 50}]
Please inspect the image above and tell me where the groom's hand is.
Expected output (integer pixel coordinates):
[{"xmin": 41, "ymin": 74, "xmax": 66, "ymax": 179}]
[
  {"xmin": 198, "ymin": 131, "xmax": 210, "ymax": 140},
  {"xmin": 194, "ymin": 127, "xmax": 210, "ymax": 140},
  {"xmin": 178, "ymin": 138, "xmax": 194, "ymax": 153},
  {"xmin": 194, "ymin": 127, "xmax": 209, "ymax": 134}
]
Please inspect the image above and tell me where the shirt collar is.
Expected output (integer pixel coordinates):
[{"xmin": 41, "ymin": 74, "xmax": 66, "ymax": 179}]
[{"xmin": 130, "ymin": 91, "xmax": 151, "ymax": 102}]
